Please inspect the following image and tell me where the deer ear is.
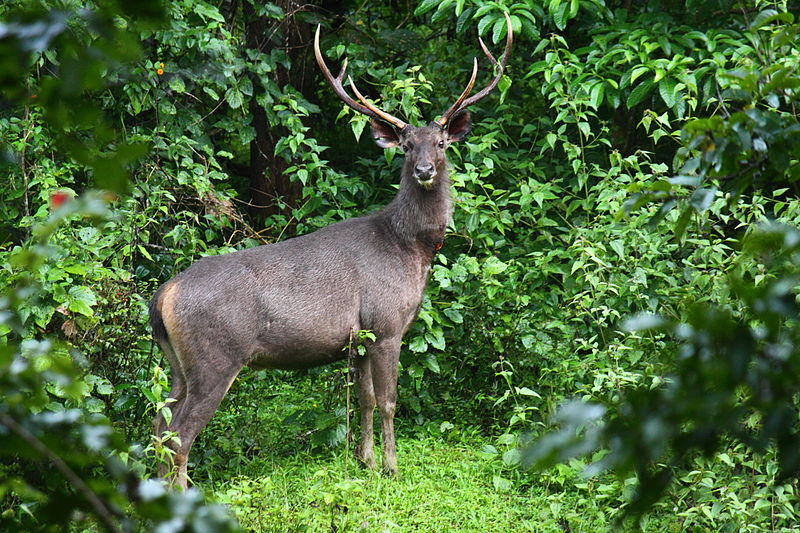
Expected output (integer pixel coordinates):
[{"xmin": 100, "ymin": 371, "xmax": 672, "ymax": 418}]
[
  {"xmin": 447, "ymin": 110, "xmax": 472, "ymax": 142},
  {"xmin": 371, "ymin": 119, "xmax": 400, "ymax": 148}
]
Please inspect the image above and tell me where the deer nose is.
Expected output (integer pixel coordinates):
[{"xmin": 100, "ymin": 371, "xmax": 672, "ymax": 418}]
[{"xmin": 415, "ymin": 163, "xmax": 434, "ymax": 179}]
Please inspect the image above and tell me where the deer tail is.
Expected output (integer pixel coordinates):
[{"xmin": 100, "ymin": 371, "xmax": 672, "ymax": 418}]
[{"xmin": 149, "ymin": 286, "xmax": 170, "ymax": 344}]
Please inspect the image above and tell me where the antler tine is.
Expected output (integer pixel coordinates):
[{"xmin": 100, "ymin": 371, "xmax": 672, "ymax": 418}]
[
  {"xmin": 347, "ymin": 76, "xmax": 408, "ymax": 130},
  {"xmin": 314, "ymin": 26, "xmax": 373, "ymax": 117},
  {"xmin": 314, "ymin": 25, "xmax": 407, "ymax": 130},
  {"xmin": 436, "ymin": 57, "xmax": 478, "ymax": 126},
  {"xmin": 457, "ymin": 13, "xmax": 513, "ymax": 110},
  {"xmin": 437, "ymin": 12, "xmax": 514, "ymax": 126}
]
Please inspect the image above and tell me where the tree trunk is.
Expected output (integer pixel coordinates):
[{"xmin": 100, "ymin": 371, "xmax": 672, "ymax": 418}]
[{"xmin": 242, "ymin": 0, "xmax": 317, "ymax": 222}]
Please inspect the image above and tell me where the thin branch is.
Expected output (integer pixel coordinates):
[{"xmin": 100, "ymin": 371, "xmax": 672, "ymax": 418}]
[{"xmin": 20, "ymin": 105, "xmax": 33, "ymax": 237}]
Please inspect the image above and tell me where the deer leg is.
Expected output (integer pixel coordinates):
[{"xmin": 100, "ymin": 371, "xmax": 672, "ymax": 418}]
[
  {"xmin": 368, "ymin": 337, "xmax": 401, "ymax": 476},
  {"xmin": 154, "ymin": 381, "xmax": 186, "ymax": 436},
  {"xmin": 355, "ymin": 353, "xmax": 376, "ymax": 469},
  {"xmin": 153, "ymin": 340, "xmax": 186, "ymax": 478},
  {"xmin": 153, "ymin": 342, "xmax": 187, "ymax": 454},
  {"xmin": 154, "ymin": 380, "xmax": 187, "ymax": 479},
  {"xmin": 165, "ymin": 357, "xmax": 242, "ymax": 489}
]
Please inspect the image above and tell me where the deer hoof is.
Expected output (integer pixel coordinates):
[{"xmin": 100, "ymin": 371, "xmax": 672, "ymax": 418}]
[{"xmin": 354, "ymin": 449, "xmax": 377, "ymax": 469}]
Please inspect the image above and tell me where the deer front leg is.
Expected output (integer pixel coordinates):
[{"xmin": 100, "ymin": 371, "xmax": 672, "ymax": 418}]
[
  {"xmin": 355, "ymin": 353, "xmax": 376, "ymax": 469},
  {"xmin": 368, "ymin": 337, "xmax": 401, "ymax": 475}
]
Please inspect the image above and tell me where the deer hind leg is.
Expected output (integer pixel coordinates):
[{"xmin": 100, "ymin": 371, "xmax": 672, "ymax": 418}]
[
  {"xmin": 154, "ymin": 343, "xmax": 190, "ymax": 484},
  {"xmin": 153, "ymin": 340, "xmax": 187, "ymax": 441},
  {"xmin": 162, "ymin": 348, "xmax": 243, "ymax": 490},
  {"xmin": 355, "ymin": 353, "xmax": 377, "ymax": 469},
  {"xmin": 368, "ymin": 337, "xmax": 401, "ymax": 475}
]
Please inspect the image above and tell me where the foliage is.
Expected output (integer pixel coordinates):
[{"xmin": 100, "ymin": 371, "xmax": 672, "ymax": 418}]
[
  {"xmin": 522, "ymin": 0, "xmax": 800, "ymax": 524},
  {"xmin": 0, "ymin": 1, "xmax": 243, "ymax": 530}
]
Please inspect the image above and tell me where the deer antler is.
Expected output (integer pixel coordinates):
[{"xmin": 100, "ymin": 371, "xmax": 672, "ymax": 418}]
[
  {"xmin": 437, "ymin": 12, "xmax": 513, "ymax": 126},
  {"xmin": 314, "ymin": 26, "xmax": 408, "ymax": 130}
]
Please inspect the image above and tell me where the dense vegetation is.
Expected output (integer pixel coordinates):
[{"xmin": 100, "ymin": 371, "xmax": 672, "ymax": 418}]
[{"xmin": 1, "ymin": 0, "xmax": 799, "ymax": 530}]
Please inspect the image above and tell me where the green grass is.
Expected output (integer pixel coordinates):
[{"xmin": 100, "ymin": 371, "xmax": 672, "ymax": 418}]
[
  {"xmin": 202, "ymin": 436, "xmax": 617, "ymax": 533},
  {"xmin": 182, "ymin": 370, "xmax": 634, "ymax": 532}
]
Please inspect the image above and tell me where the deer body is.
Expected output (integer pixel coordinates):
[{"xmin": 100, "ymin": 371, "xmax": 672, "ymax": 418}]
[
  {"xmin": 153, "ymin": 158, "xmax": 451, "ymax": 371},
  {"xmin": 151, "ymin": 17, "xmax": 511, "ymax": 489}
]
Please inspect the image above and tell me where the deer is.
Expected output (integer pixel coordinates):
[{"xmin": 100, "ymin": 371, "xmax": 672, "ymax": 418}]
[{"xmin": 149, "ymin": 14, "xmax": 512, "ymax": 489}]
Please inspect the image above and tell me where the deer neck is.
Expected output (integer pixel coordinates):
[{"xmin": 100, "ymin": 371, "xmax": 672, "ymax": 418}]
[{"xmin": 382, "ymin": 164, "xmax": 453, "ymax": 250}]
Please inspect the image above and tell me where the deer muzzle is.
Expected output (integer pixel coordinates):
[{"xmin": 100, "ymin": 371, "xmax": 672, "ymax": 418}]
[{"xmin": 414, "ymin": 163, "xmax": 435, "ymax": 186}]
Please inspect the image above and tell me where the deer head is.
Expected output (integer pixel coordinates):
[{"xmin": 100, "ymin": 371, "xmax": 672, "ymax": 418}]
[{"xmin": 314, "ymin": 13, "xmax": 513, "ymax": 188}]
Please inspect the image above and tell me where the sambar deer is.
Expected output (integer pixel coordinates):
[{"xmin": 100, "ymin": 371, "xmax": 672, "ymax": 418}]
[{"xmin": 150, "ymin": 14, "xmax": 512, "ymax": 488}]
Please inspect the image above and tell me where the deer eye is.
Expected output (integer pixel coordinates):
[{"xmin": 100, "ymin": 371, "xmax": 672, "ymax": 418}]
[{"xmin": 438, "ymin": 140, "xmax": 445, "ymax": 148}]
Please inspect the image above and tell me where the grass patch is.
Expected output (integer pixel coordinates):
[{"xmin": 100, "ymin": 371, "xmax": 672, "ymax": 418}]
[
  {"xmin": 204, "ymin": 436, "xmax": 616, "ymax": 532},
  {"xmin": 183, "ymin": 370, "xmax": 638, "ymax": 532}
]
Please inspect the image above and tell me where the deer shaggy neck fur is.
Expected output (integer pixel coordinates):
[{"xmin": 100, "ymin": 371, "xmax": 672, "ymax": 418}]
[{"xmin": 382, "ymin": 159, "xmax": 453, "ymax": 246}]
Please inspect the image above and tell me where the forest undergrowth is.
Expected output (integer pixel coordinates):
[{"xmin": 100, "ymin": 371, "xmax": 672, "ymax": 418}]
[{"xmin": 2, "ymin": 0, "xmax": 800, "ymax": 532}]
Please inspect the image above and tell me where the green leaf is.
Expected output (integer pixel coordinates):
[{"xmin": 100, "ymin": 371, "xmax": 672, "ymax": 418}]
[
  {"xmin": 589, "ymin": 83, "xmax": 604, "ymax": 110},
  {"xmin": 483, "ymin": 257, "xmax": 508, "ymax": 275},
  {"xmin": 690, "ymin": 187, "xmax": 716, "ymax": 213},
  {"xmin": 552, "ymin": 3, "xmax": 569, "ymax": 30},
  {"xmin": 203, "ymin": 86, "xmax": 219, "ymax": 100},
  {"xmin": 750, "ymin": 9, "xmax": 794, "ymax": 30},
  {"xmin": 137, "ymin": 244, "xmax": 154, "ymax": 261},
  {"xmin": 492, "ymin": 475, "xmax": 512, "ymax": 492},
  {"xmin": 659, "ymin": 77, "xmax": 678, "ymax": 108},
  {"xmin": 479, "ymin": 444, "xmax": 499, "ymax": 457},
  {"xmin": 610, "ymin": 239, "xmax": 625, "ymax": 260},
  {"xmin": 161, "ymin": 406, "xmax": 173, "ymax": 426},
  {"xmin": 226, "ymin": 88, "xmax": 243, "ymax": 109},
  {"xmin": 409, "ymin": 336, "xmax": 427, "ymax": 353},
  {"xmin": 517, "ymin": 387, "xmax": 541, "ymax": 398},
  {"xmin": 674, "ymin": 205, "xmax": 693, "ymax": 241},
  {"xmin": 492, "ymin": 17, "xmax": 506, "ymax": 44},
  {"xmin": 350, "ymin": 115, "xmax": 367, "ymax": 141},
  {"xmin": 63, "ymin": 263, "xmax": 89, "ymax": 275},
  {"xmin": 195, "ymin": 3, "xmax": 225, "ymax": 22},
  {"xmin": 423, "ymin": 354, "xmax": 440, "ymax": 373},
  {"xmin": 168, "ymin": 76, "xmax": 185, "ymax": 93},
  {"xmin": 427, "ymin": 327, "xmax": 446, "ymax": 350},
  {"xmin": 456, "ymin": 7, "xmax": 473, "ymax": 34},
  {"xmin": 443, "ymin": 307, "xmax": 463, "ymax": 324},
  {"xmin": 477, "ymin": 13, "xmax": 494, "ymax": 37},
  {"xmin": 432, "ymin": 0, "xmax": 455, "ymax": 23},
  {"xmin": 67, "ymin": 286, "xmax": 97, "ymax": 317},
  {"xmin": 627, "ymin": 80, "xmax": 655, "ymax": 109},
  {"xmin": 78, "ymin": 227, "xmax": 99, "ymax": 244},
  {"xmin": 545, "ymin": 132, "xmax": 558, "ymax": 150},
  {"xmin": 414, "ymin": 0, "xmax": 441, "ymax": 16},
  {"xmin": 503, "ymin": 448, "xmax": 521, "ymax": 466},
  {"xmin": 91, "ymin": 375, "xmax": 115, "ymax": 395}
]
